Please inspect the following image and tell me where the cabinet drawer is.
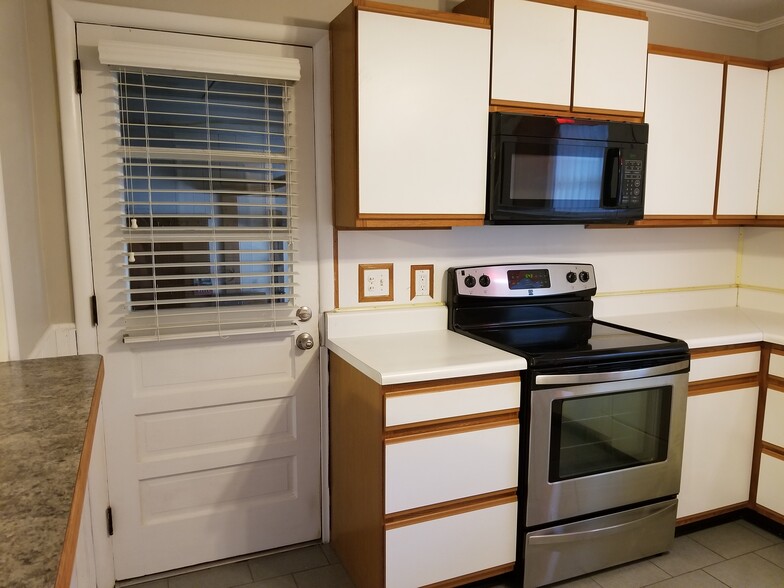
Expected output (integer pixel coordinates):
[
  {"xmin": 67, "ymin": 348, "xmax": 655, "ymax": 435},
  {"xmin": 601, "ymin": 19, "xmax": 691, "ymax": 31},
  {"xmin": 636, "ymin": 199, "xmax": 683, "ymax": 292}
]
[
  {"xmin": 769, "ymin": 352, "xmax": 784, "ymax": 378},
  {"xmin": 762, "ymin": 389, "xmax": 784, "ymax": 447},
  {"xmin": 385, "ymin": 424, "xmax": 519, "ymax": 514},
  {"xmin": 757, "ymin": 453, "xmax": 784, "ymax": 515},
  {"xmin": 385, "ymin": 380, "xmax": 519, "ymax": 427},
  {"xmin": 386, "ymin": 500, "xmax": 517, "ymax": 588},
  {"xmin": 689, "ymin": 350, "xmax": 760, "ymax": 382}
]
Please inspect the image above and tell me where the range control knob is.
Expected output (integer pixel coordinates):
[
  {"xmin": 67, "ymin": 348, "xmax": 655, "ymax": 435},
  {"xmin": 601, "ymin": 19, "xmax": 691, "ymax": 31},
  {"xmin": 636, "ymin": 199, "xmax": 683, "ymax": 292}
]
[
  {"xmin": 566, "ymin": 272, "xmax": 577, "ymax": 283},
  {"xmin": 579, "ymin": 271, "xmax": 591, "ymax": 283},
  {"xmin": 478, "ymin": 274, "xmax": 491, "ymax": 288},
  {"xmin": 464, "ymin": 275, "xmax": 477, "ymax": 288}
]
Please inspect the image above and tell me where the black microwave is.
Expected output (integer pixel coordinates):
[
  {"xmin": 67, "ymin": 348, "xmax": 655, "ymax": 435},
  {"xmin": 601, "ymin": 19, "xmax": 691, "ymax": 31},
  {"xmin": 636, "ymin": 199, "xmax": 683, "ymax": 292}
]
[{"xmin": 486, "ymin": 113, "xmax": 648, "ymax": 224}]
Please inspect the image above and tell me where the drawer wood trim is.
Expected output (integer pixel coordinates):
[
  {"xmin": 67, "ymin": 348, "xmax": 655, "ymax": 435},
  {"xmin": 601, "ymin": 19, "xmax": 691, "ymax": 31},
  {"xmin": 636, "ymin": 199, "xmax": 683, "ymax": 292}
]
[
  {"xmin": 767, "ymin": 376, "xmax": 784, "ymax": 393},
  {"xmin": 676, "ymin": 501, "xmax": 749, "ymax": 526},
  {"xmin": 385, "ymin": 412, "xmax": 518, "ymax": 442},
  {"xmin": 754, "ymin": 504, "xmax": 784, "ymax": 526},
  {"xmin": 385, "ymin": 489, "xmax": 517, "ymax": 530},
  {"xmin": 690, "ymin": 343, "xmax": 762, "ymax": 359},
  {"xmin": 384, "ymin": 372, "xmax": 519, "ymax": 397},
  {"xmin": 761, "ymin": 443, "xmax": 784, "ymax": 460},
  {"xmin": 422, "ymin": 563, "xmax": 516, "ymax": 588},
  {"xmin": 688, "ymin": 375, "xmax": 758, "ymax": 396}
]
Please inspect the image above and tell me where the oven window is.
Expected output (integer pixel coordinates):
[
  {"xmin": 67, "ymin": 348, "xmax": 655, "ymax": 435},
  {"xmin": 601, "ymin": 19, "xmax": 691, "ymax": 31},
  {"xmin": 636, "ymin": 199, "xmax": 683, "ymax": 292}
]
[{"xmin": 549, "ymin": 386, "xmax": 672, "ymax": 482}]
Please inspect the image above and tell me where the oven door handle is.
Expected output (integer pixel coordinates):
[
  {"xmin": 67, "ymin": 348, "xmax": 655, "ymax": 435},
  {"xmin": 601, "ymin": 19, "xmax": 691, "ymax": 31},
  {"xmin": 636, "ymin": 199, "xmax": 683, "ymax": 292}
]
[{"xmin": 534, "ymin": 360, "xmax": 689, "ymax": 386}]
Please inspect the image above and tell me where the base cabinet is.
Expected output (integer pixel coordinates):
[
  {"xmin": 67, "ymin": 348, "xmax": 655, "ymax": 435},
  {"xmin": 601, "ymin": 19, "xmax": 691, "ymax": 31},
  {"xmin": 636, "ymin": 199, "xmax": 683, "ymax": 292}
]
[
  {"xmin": 677, "ymin": 345, "xmax": 760, "ymax": 520},
  {"xmin": 329, "ymin": 353, "xmax": 520, "ymax": 588},
  {"xmin": 386, "ymin": 501, "xmax": 517, "ymax": 588},
  {"xmin": 755, "ymin": 346, "xmax": 784, "ymax": 521}
]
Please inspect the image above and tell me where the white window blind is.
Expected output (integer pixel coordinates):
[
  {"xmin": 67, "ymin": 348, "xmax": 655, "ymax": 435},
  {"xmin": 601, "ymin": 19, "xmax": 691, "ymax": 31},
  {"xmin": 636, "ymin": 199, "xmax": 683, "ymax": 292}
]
[{"xmin": 113, "ymin": 67, "xmax": 299, "ymax": 343}]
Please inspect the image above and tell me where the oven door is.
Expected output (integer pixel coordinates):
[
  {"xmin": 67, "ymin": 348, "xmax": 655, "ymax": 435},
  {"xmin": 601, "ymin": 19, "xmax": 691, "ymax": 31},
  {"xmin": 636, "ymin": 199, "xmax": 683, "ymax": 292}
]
[{"xmin": 526, "ymin": 361, "xmax": 688, "ymax": 527}]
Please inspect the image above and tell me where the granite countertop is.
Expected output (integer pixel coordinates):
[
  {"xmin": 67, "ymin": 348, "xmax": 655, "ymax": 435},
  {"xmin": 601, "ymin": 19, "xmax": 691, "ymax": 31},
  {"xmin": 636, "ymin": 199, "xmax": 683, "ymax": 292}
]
[{"xmin": 0, "ymin": 354, "xmax": 104, "ymax": 587}]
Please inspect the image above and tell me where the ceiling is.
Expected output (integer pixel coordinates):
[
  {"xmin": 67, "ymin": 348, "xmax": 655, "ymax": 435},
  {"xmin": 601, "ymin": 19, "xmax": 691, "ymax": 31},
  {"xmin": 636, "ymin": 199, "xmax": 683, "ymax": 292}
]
[{"xmin": 612, "ymin": 0, "xmax": 784, "ymax": 26}]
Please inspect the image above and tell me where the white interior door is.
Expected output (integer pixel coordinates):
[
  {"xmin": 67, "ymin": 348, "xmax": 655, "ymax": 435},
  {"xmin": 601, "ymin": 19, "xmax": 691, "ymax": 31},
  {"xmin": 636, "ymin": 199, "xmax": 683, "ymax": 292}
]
[{"xmin": 77, "ymin": 23, "xmax": 321, "ymax": 580}]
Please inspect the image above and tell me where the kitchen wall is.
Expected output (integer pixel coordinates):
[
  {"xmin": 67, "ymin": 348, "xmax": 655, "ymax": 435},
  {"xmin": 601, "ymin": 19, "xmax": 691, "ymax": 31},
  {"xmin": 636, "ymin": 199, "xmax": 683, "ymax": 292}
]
[
  {"xmin": 3, "ymin": 0, "xmax": 783, "ymax": 356},
  {"xmin": 335, "ymin": 225, "xmax": 741, "ymax": 310},
  {"xmin": 0, "ymin": 0, "xmax": 52, "ymax": 357},
  {"xmin": 737, "ymin": 227, "xmax": 784, "ymax": 312}
]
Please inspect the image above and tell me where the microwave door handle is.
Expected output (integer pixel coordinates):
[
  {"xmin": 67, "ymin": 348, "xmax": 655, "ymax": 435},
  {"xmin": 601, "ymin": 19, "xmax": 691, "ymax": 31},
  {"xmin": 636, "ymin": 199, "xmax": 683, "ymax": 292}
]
[{"xmin": 601, "ymin": 148, "xmax": 622, "ymax": 207}]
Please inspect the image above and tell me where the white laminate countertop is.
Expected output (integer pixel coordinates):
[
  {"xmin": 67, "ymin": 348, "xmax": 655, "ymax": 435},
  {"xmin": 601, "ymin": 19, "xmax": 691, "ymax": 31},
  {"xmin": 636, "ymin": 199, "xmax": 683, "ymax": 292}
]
[
  {"xmin": 325, "ymin": 304, "xmax": 784, "ymax": 386},
  {"xmin": 324, "ymin": 307, "xmax": 526, "ymax": 385}
]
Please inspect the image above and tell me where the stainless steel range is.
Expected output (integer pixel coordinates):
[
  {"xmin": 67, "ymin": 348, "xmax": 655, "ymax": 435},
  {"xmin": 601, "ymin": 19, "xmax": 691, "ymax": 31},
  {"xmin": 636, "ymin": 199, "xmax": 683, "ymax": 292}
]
[{"xmin": 446, "ymin": 263, "xmax": 690, "ymax": 587}]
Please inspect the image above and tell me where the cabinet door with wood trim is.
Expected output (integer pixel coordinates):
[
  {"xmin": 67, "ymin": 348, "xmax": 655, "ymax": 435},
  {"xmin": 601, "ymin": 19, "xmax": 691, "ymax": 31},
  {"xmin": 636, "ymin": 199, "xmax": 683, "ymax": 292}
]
[
  {"xmin": 644, "ymin": 53, "xmax": 723, "ymax": 217},
  {"xmin": 758, "ymin": 67, "xmax": 784, "ymax": 217},
  {"xmin": 756, "ymin": 347, "xmax": 784, "ymax": 520},
  {"xmin": 490, "ymin": 0, "xmax": 573, "ymax": 110},
  {"xmin": 331, "ymin": 4, "xmax": 490, "ymax": 228},
  {"xmin": 572, "ymin": 8, "xmax": 648, "ymax": 116},
  {"xmin": 678, "ymin": 345, "xmax": 761, "ymax": 521},
  {"xmin": 716, "ymin": 65, "xmax": 769, "ymax": 217}
]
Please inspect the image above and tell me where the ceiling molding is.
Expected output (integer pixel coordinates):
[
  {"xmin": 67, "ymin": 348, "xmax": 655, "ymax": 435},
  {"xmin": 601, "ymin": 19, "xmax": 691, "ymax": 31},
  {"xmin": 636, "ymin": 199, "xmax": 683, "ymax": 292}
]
[{"xmin": 599, "ymin": 0, "xmax": 781, "ymax": 32}]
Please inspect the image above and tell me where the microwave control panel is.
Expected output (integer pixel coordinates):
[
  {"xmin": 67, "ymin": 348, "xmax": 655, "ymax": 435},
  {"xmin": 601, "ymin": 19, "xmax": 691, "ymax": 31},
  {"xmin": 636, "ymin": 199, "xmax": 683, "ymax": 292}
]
[{"xmin": 620, "ymin": 159, "xmax": 644, "ymax": 207}]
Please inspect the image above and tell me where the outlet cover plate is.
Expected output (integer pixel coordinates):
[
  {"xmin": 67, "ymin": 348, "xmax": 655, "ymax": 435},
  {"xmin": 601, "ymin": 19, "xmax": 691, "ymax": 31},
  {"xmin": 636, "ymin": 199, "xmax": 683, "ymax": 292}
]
[
  {"xmin": 358, "ymin": 263, "xmax": 394, "ymax": 302},
  {"xmin": 410, "ymin": 264, "xmax": 434, "ymax": 300}
]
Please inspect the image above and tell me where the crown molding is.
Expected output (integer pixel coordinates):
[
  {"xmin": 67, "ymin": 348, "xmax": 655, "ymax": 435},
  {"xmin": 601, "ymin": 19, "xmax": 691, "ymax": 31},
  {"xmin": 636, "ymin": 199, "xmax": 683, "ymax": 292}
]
[{"xmin": 600, "ymin": 0, "xmax": 784, "ymax": 32}]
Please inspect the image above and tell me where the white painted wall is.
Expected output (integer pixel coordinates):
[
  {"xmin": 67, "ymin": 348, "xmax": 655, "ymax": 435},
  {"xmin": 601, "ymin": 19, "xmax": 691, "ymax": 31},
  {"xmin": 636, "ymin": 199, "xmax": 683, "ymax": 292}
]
[
  {"xmin": 336, "ymin": 225, "xmax": 741, "ymax": 310},
  {"xmin": 737, "ymin": 227, "xmax": 784, "ymax": 312}
]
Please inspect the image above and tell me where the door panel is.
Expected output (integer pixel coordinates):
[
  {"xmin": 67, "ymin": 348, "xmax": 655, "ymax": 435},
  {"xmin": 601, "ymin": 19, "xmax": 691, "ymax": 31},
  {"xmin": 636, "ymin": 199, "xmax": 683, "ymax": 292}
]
[{"xmin": 77, "ymin": 23, "xmax": 321, "ymax": 579}]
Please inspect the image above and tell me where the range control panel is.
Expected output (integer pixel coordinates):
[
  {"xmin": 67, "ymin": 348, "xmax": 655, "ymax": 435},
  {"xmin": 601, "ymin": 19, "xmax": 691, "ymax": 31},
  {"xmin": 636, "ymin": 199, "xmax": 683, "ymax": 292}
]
[{"xmin": 452, "ymin": 263, "xmax": 596, "ymax": 297}]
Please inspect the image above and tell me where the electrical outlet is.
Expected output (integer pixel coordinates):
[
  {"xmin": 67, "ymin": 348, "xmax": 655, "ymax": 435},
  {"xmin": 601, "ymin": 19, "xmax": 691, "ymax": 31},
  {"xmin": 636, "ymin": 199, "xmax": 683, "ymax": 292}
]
[
  {"xmin": 410, "ymin": 264, "xmax": 434, "ymax": 300},
  {"xmin": 358, "ymin": 263, "xmax": 394, "ymax": 302}
]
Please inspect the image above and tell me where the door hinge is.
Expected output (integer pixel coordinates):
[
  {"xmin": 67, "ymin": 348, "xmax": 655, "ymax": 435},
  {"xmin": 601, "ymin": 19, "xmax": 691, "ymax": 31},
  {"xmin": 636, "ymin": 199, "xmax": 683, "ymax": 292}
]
[
  {"xmin": 106, "ymin": 506, "xmax": 114, "ymax": 536},
  {"xmin": 90, "ymin": 294, "xmax": 98, "ymax": 327},
  {"xmin": 74, "ymin": 59, "xmax": 82, "ymax": 94}
]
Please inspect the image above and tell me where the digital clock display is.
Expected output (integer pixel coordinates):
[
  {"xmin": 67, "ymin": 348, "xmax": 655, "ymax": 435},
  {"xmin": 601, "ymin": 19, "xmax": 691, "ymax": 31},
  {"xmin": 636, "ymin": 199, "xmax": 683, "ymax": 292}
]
[{"xmin": 508, "ymin": 268, "xmax": 551, "ymax": 290}]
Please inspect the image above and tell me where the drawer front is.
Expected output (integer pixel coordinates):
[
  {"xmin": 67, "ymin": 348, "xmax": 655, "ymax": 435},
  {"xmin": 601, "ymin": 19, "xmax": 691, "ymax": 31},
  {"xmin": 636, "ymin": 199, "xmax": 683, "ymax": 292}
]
[
  {"xmin": 762, "ymin": 389, "xmax": 784, "ymax": 447},
  {"xmin": 689, "ymin": 351, "xmax": 760, "ymax": 382},
  {"xmin": 757, "ymin": 453, "xmax": 784, "ymax": 515},
  {"xmin": 386, "ymin": 501, "xmax": 517, "ymax": 588},
  {"xmin": 385, "ymin": 380, "xmax": 519, "ymax": 428},
  {"xmin": 769, "ymin": 352, "xmax": 784, "ymax": 379},
  {"xmin": 385, "ymin": 424, "xmax": 519, "ymax": 514}
]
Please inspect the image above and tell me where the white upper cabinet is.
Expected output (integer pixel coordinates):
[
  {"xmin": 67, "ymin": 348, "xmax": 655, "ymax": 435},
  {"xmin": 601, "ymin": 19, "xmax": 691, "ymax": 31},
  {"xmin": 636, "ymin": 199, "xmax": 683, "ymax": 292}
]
[
  {"xmin": 717, "ymin": 65, "xmax": 769, "ymax": 217},
  {"xmin": 357, "ymin": 10, "xmax": 490, "ymax": 217},
  {"xmin": 573, "ymin": 9, "xmax": 648, "ymax": 115},
  {"xmin": 758, "ymin": 67, "xmax": 784, "ymax": 216},
  {"xmin": 644, "ymin": 54, "xmax": 724, "ymax": 216},
  {"xmin": 491, "ymin": 0, "xmax": 573, "ymax": 109},
  {"xmin": 491, "ymin": 0, "xmax": 648, "ymax": 116}
]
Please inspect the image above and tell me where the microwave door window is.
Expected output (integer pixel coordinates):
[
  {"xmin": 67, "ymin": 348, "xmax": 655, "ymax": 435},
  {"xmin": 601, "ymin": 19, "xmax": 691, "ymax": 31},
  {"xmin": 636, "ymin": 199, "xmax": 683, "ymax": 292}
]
[
  {"xmin": 508, "ymin": 144, "xmax": 552, "ymax": 208},
  {"xmin": 551, "ymin": 144, "xmax": 603, "ymax": 211}
]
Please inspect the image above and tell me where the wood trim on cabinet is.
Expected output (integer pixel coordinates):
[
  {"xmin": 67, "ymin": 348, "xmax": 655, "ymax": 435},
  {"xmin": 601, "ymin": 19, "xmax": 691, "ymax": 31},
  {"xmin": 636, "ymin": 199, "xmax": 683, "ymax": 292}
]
[
  {"xmin": 754, "ymin": 504, "xmax": 784, "ymax": 526},
  {"xmin": 521, "ymin": 0, "xmax": 577, "ymax": 10},
  {"xmin": 688, "ymin": 374, "xmax": 758, "ymax": 396},
  {"xmin": 384, "ymin": 372, "xmax": 520, "ymax": 397},
  {"xmin": 572, "ymin": 105, "xmax": 645, "ymax": 119},
  {"xmin": 750, "ymin": 344, "xmax": 770, "ymax": 507},
  {"xmin": 762, "ymin": 443, "xmax": 784, "ymax": 460},
  {"xmin": 423, "ymin": 563, "xmax": 516, "ymax": 588},
  {"xmin": 357, "ymin": 0, "xmax": 491, "ymax": 27},
  {"xmin": 330, "ymin": 4, "xmax": 360, "ymax": 230},
  {"xmin": 690, "ymin": 343, "xmax": 762, "ymax": 359},
  {"xmin": 648, "ymin": 44, "xmax": 729, "ymax": 64},
  {"xmin": 451, "ymin": 0, "xmax": 491, "ymax": 19},
  {"xmin": 384, "ymin": 489, "xmax": 517, "ymax": 530},
  {"xmin": 769, "ymin": 58, "xmax": 784, "ymax": 70},
  {"xmin": 385, "ymin": 412, "xmax": 519, "ymax": 443},
  {"xmin": 489, "ymin": 102, "xmax": 644, "ymax": 123},
  {"xmin": 577, "ymin": 0, "xmax": 647, "ymax": 20},
  {"xmin": 55, "ymin": 359, "xmax": 104, "ymax": 588},
  {"xmin": 725, "ymin": 57, "xmax": 771, "ymax": 70},
  {"xmin": 329, "ymin": 353, "xmax": 385, "ymax": 588},
  {"xmin": 768, "ymin": 377, "xmax": 784, "ymax": 393},
  {"xmin": 676, "ymin": 501, "xmax": 749, "ymax": 526},
  {"xmin": 713, "ymin": 62, "xmax": 728, "ymax": 217}
]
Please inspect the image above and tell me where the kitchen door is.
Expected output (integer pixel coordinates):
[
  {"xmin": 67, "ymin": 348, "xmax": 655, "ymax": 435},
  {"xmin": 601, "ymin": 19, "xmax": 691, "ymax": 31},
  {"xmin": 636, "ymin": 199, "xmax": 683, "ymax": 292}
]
[{"xmin": 76, "ymin": 24, "xmax": 321, "ymax": 580}]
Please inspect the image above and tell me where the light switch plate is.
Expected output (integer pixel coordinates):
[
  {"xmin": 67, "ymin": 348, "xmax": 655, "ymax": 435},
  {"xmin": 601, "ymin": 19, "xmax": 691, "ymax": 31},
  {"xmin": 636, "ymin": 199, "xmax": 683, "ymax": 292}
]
[
  {"xmin": 358, "ymin": 263, "xmax": 394, "ymax": 302},
  {"xmin": 410, "ymin": 264, "xmax": 434, "ymax": 300}
]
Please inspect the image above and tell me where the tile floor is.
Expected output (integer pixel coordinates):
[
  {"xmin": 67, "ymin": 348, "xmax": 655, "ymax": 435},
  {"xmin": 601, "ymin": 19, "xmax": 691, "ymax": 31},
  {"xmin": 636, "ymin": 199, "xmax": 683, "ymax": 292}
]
[{"xmin": 123, "ymin": 518, "xmax": 784, "ymax": 588}]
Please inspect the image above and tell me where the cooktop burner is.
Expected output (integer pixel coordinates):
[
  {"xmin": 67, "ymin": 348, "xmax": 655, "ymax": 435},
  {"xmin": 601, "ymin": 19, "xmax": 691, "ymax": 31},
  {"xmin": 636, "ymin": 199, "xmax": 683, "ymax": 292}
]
[{"xmin": 447, "ymin": 262, "xmax": 688, "ymax": 369}]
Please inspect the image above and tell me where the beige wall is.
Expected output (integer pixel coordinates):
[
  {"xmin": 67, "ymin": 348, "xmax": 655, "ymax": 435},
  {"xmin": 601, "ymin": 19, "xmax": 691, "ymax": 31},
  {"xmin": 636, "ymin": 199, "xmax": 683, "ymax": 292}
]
[
  {"xmin": 5, "ymin": 0, "xmax": 781, "ymax": 348},
  {"xmin": 760, "ymin": 23, "xmax": 784, "ymax": 60},
  {"xmin": 0, "ymin": 0, "xmax": 51, "ymax": 357}
]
